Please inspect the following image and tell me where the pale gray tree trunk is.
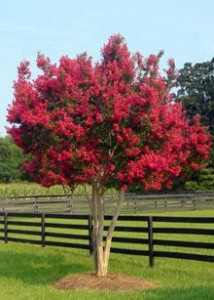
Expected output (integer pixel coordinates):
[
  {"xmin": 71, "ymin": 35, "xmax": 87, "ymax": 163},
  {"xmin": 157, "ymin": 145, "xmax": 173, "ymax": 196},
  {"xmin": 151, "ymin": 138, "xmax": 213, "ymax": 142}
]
[{"xmin": 89, "ymin": 183, "xmax": 124, "ymax": 277}]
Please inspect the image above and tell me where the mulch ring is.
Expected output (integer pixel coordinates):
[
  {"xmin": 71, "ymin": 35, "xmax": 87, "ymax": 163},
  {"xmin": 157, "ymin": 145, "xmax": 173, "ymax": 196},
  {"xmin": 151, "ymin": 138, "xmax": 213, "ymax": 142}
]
[{"xmin": 53, "ymin": 273, "xmax": 160, "ymax": 292}]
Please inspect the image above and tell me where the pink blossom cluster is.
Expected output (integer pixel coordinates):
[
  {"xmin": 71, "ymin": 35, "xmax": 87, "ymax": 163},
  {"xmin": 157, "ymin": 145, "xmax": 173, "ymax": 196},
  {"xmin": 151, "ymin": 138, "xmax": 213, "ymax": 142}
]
[{"xmin": 7, "ymin": 35, "xmax": 211, "ymax": 191}]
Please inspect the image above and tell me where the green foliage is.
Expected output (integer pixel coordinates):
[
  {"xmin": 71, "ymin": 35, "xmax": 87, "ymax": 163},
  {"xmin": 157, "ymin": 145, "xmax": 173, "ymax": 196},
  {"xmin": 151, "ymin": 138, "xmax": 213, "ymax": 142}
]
[
  {"xmin": 0, "ymin": 135, "xmax": 29, "ymax": 183},
  {"xmin": 184, "ymin": 164, "xmax": 214, "ymax": 190},
  {"xmin": 184, "ymin": 134, "xmax": 212, "ymax": 191},
  {"xmin": 176, "ymin": 58, "xmax": 214, "ymax": 190},
  {"xmin": 176, "ymin": 59, "xmax": 214, "ymax": 136}
]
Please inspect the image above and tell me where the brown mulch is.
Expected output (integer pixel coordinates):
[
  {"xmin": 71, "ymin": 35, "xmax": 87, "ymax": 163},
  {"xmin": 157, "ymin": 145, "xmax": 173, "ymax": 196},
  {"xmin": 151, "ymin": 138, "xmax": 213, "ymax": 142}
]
[{"xmin": 53, "ymin": 273, "xmax": 160, "ymax": 292}]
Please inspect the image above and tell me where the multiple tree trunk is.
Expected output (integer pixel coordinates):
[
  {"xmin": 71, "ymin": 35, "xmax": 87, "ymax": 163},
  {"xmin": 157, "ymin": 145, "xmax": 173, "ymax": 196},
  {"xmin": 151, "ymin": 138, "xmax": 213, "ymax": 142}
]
[{"xmin": 89, "ymin": 183, "xmax": 124, "ymax": 277}]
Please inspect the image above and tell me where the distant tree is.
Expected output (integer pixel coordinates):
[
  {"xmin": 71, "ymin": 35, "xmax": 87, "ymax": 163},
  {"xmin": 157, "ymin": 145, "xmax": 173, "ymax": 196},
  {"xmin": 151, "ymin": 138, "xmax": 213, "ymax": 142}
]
[
  {"xmin": 0, "ymin": 139, "xmax": 11, "ymax": 182},
  {"xmin": 176, "ymin": 59, "xmax": 214, "ymax": 190},
  {"xmin": 7, "ymin": 34, "xmax": 211, "ymax": 276},
  {"xmin": 176, "ymin": 59, "xmax": 214, "ymax": 135},
  {"xmin": 0, "ymin": 135, "xmax": 29, "ymax": 182},
  {"xmin": 0, "ymin": 136, "xmax": 18, "ymax": 182},
  {"xmin": 184, "ymin": 161, "xmax": 214, "ymax": 190}
]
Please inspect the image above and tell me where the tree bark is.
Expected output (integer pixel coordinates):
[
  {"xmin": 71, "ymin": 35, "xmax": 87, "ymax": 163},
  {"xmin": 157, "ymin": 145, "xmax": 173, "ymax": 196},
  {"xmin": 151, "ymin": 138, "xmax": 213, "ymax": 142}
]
[{"xmin": 90, "ymin": 183, "xmax": 124, "ymax": 277}]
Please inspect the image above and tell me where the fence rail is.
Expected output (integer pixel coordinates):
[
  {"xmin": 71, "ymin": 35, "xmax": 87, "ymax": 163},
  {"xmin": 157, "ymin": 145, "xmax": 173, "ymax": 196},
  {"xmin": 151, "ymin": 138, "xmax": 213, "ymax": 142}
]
[
  {"xmin": 0, "ymin": 212, "xmax": 214, "ymax": 266},
  {"xmin": 0, "ymin": 191, "xmax": 214, "ymax": 213}
]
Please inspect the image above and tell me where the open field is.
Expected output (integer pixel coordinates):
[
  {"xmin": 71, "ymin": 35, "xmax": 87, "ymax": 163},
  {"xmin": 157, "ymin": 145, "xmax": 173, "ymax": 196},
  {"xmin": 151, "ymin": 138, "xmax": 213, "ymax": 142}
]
[
  {"xmin": 0, "ymin": 183, "xmax": 83, "ymax": 197},
  {"xmin": 0, "ymin": 183, "xmax": 117, "ymax": 197},
  {"xmin": 0, "ymin": 183, "xmax": 64, "ymax": 197},
  {"xmin": 0, "ymin": 210, "xmax": 214, "ymax": 299}
]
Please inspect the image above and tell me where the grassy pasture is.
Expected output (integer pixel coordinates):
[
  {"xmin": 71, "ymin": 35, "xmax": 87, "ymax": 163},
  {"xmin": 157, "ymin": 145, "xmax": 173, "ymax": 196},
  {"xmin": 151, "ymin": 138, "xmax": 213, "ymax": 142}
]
[
  {"xmin": 0, "ymin": 210, "xmax": 214, "ymax": 299},
  {"xmin": 0, "ymin": 182, "xmax": 82, "ymax": 197},
  {"xmin": 0, "ymin": 183, "xmax": 118, "ymax": 197}
]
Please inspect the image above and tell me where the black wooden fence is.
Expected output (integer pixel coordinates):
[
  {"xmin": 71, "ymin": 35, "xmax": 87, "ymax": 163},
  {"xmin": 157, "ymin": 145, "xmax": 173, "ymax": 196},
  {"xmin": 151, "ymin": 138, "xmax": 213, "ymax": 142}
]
[{"xmin": 0, "ymin": 212, "xmax": 214, "ymax": 266}]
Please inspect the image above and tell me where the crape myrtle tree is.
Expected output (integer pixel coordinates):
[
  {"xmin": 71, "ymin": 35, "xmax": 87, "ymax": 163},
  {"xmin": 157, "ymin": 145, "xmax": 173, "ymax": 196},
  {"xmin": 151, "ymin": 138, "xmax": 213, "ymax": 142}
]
[{"xmin": 7, "ymin": 35, "xmax": 211, "ymax": 276}]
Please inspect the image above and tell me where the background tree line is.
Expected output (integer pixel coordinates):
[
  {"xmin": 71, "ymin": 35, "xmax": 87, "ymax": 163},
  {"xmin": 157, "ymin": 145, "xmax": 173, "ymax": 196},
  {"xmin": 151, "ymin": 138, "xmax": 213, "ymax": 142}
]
[
  {"xmin": 0, "ymin": 135, "xmax": 31, "ymax": 183},
  {"xmin": 176, "ymin": 58, "xmax": 214, "ymax": 190},
  {"xmin": 1, "ymin": 57, "xmax": 213, "ymax": 190}
]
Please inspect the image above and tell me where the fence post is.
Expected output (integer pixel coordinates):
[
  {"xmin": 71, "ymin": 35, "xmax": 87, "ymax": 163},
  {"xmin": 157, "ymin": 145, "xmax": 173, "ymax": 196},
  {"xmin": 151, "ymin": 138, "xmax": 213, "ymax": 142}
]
[
  {"xmin": 134, "ymin": 200, "xmax": 137, "ymax": 213},
  {"xmin": 88, "ymin": 215, "xmax": 93, "ymax": 256},
  {"xmin": 34, "ymin": 197, "xmax": 39, "ymax": 213},
  {"xmin": 41, "ymin": 213, "xmax": 46, "ymax": 248},
  {"xmin": 4, "ymin": 212, "xmax": 8, "ymax": 244},
  {"xmin": 68, "ymin": 198, "xmax": 73, "ymax": 214},
  {"xmin": 193, "ymin": 199, "xmax": 196, "ymax": 210},
  {"xmin": 164, "ymin": 200, "xmax": 167, "ymax": 211},
  {"xmin": 148, "ymin": 216, "xmax": 154, "ymax": 267},
  {"xmin": 181, "ymin": 199, "xmax": 184, "ymax": 208}
]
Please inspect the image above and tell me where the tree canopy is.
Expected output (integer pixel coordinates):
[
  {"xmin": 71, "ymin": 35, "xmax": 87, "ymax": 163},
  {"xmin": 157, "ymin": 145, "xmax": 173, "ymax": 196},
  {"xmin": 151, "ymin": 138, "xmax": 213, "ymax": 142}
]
[
  {"xmin": 7, "ymin": 35, "xmax": 211, "ymax": 192},
  {"xmin": 7, "ymin": 34, "xmax": 211, "ymax": 276}
]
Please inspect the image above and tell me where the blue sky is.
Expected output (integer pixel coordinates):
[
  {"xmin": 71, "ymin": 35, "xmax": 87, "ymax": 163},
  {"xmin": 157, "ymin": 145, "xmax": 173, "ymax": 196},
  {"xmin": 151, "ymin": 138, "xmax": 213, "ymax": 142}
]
[{"xmin": 1, "ymin": 0, "xmax": 214, "ymax": 136}]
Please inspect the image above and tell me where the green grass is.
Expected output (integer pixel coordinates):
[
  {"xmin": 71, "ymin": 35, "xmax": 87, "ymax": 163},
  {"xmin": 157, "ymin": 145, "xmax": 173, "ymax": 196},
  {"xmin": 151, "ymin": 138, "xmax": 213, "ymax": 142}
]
[
  {"xmin": 0, "ymin": 182, "xmax": 65, "ymax": 197},
  {"xmin": 0, "ymin": 182, "xmax": 89, "ymax": 197},
  {"xmin": 0, "ymin": 183, "xmax": 117, "ymax": 197},
  {"xmin": 0, "ymin": 210, "xmax": 214, "ymax": 299}
]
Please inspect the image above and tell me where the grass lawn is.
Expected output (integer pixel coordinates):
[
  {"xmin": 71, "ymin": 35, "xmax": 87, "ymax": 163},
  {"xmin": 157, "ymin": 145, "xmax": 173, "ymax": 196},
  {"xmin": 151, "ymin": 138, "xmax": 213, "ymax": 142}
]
[{"xmin": 0, "ymin": 209, "xmax": 214, "ymax": 299}]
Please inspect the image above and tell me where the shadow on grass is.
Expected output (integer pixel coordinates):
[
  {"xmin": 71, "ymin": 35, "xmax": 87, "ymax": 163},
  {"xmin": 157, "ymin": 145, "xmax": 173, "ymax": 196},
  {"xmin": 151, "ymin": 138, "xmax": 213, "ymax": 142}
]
[{"xmin": 0, "ymin": 246, "xmax": 90, "ymax": 285}]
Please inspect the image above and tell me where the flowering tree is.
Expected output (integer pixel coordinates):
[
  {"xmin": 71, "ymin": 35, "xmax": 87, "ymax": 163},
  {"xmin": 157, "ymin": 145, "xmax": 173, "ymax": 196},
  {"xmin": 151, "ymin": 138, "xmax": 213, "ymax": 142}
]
[{"xmin": 7, "ymin": 35, "xmax": 211, "ymax": 276}]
